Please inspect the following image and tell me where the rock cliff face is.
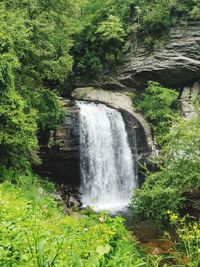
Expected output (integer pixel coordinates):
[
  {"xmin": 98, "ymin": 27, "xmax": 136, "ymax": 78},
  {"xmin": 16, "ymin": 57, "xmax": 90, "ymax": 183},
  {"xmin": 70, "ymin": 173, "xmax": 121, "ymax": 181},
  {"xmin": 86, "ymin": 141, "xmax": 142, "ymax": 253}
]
[
  {"xmin": 72, "ymin": 87, "xmax": 155, "ymax": 158},
  {"xmin": 37, "ymin": 90, "xmax": 155, "ymax": 186},
  {"xmin": 180, "ymin": 81, "xmax": 200, "ymax": 119},
  {"xmin": 76, "ymin": 20, "xmax": 200, "ymax": 90},
  {"xmin": 118, "ymin": 20, "xmax": 200, "ymax": 89},
  {"xmin": 37, "ymin": 19, "xmax": 200, "ymax": 187},
  {"xmin": 36, "ymin": 99, "xmax": 80, "ymax": 186}
]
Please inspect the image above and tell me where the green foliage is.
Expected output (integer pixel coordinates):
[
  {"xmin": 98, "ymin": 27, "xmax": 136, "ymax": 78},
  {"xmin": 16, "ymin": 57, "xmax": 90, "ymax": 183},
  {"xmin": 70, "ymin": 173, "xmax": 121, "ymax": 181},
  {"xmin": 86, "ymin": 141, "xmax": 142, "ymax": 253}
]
[
  {"xmin": 0, "ymin": 53, "xmax": 19, "ymax": 91},
  {"xmin": 1, "ymin": 170, "xmax": 198, "ymax": 266},
  {"xmin": 0, "ymin": 171, "xmax": 147, "ymax": 267},
  {"xmin": 131, "ymin": 104, "xmax": 200, "ymax": 225},
  {"xmin": 137, "ymin": 81, "xmax": 179, "ymax": 144},
  {"xmin": 0, "ymin": 9, "xmax": 38, "ymax": 168},
  {"xmin": 29, "ymin": 89, "xmax": 64, "ymax": 130},
  {"xmin": 135, "ymin": 0, "xmax": 172, "ymax": 32},
  {"xmin": 0, "ymin": 0, "xmax": 75, "ymax": 88},
  {"xmin": 72, "ymin": 0, "xmax": 132, "ymax": 76},
  {"xmin": 131, "ymin": 187, "xmax": 184, "ymax": 225},
  {"xmin": 6, "ymin": 0, "xmax": 74, "ymax": 87},
  {"xmin": 190, "ymin": 5, "xmax": 200, "ymax": 19},
  {"xmin": 0, "ymin": 5, "xmax": 29, "ymax": 59},
  {"xmin": 166, "ymin": 212, "xmax": 200, "ymax": 266},
  {"xmin": 0, "ymin": 90, "xmax": 38, "ymax": 168},
  {"xmin": 0, "ymin": 1, "xmax": 70, "ymax": 168},
  {"xmin": 76, "ymin": 50, "xmax": 103, "ymax": 75},
  {"xmin": 97, "ymin": 15, "xmax": 126, "ymax": 43}
]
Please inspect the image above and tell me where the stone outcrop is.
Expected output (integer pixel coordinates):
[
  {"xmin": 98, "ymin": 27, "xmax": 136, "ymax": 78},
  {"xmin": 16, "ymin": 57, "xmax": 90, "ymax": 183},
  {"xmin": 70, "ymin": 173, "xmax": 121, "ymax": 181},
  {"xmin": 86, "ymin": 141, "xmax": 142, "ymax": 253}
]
[
  {"xmin": 72, "ymin": 87, "xmax": 156, "ymax": 159},
  {"xmin": 118, "ymin": 20, "xmax": 200, "ymax": 89},
  {"xmin": 180, "ymin": 81, "xmax": 200, "ymax": 119},
  {"xmin": 36, "ymin": 99, "xmax": 80, "ymax": 186},
  {"xmin": 76, "ymin": 20, "xmax": 200, "ymax": 90}
]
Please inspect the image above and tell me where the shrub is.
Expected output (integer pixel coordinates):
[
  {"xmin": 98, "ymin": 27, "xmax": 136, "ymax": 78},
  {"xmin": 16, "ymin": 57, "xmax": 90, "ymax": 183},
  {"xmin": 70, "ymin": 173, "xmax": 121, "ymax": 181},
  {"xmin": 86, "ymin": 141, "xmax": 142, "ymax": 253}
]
[
  {"xmin": 137, "ymin": 81, "xmax": 179, "ymax": 145},
  {"xmin": 131, "ymin": 103, "xmax": 200, "ymax": 225},
  {"xmin": 97, "ymin": 15, "xmax": 126, "ymax": 43},
  {"xmin": 166, "ymin": 212, "xmax": 200, "ymax": 266},
  {"xmin": 131, "ymin": 187, "xmax": 183, "ymax": 225}
]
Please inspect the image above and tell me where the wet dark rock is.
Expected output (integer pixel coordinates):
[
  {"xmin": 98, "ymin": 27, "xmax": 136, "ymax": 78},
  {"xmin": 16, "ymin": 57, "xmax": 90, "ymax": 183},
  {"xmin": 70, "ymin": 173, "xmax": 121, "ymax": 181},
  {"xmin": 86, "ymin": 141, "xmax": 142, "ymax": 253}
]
[
  {"xmin": 35, "ymin": 99, "xmax": 80, "ymax": 187},
  {"xmin": 57, "ymin": 184, "xmax": 82, "ymax": 209}
]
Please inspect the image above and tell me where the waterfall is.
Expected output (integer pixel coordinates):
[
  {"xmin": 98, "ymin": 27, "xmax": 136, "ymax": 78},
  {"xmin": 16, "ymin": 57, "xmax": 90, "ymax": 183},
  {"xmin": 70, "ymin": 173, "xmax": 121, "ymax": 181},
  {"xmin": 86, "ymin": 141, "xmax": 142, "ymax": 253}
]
[{"xmin": 78, "ymin": 102, "xmax": 137, "ymax": 212}]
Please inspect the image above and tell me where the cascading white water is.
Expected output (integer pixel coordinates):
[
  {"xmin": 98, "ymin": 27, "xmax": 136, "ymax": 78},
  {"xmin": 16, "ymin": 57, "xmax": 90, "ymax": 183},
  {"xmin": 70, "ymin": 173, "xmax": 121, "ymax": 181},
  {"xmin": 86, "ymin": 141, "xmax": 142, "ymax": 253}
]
[{"xmin": 78, "ymin": 102, "xmax": 137, "ymax": 212}]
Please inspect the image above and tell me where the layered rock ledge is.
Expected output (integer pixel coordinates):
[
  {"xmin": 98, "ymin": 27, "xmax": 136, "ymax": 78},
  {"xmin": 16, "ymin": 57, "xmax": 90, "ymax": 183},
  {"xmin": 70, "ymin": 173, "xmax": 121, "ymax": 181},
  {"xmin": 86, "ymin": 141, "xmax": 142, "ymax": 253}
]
[
  {"xmin": 72, "ymin": 87, "xmax": 155, "ymax": 157},
  {"xmin": 76, "ymin": 20, "xmax": 200, "ymax": 90}
]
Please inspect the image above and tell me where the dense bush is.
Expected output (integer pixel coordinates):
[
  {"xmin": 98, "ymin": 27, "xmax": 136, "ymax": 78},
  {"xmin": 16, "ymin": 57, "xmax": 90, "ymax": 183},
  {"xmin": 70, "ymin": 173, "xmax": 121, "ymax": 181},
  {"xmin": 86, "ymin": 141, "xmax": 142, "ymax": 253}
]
[
  {"xmin": 131, "ymin": 187, "xmax": 184, "ymax": 225},
  {"xmin": 0, "ymin": 11, "xmax": 38, "ymax": 168},
  {"xmin": 136, "ymin": 81, "xmax": 179, "ymax": 145},
  {"xmin": 1, "ymin": 169, "xmax": 199, "ymax": 266},
  {"xmin": 72, "ymin": 0, "xmax": 131, "ymax": 77},
  {"xmin": 131, "ymin": 103, "xmax": 200, "ymax": 225},
  {"xmin": 0, "ymin": 89, "xmax": 38, "ymax": 168}
]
